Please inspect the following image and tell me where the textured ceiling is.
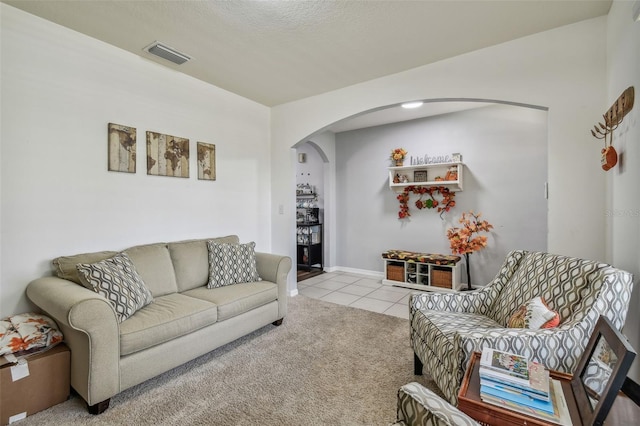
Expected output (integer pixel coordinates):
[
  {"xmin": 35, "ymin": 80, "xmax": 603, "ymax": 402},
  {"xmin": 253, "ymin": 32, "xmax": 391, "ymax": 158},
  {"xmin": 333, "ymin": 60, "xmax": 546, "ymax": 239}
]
[{"xmin": 4, "ymin": 0, "xmax": 612, "ymax": 107}]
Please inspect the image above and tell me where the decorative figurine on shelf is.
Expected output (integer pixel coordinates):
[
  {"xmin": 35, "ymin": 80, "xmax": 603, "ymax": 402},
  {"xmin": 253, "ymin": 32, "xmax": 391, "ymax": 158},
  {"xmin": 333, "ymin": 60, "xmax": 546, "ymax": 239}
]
[
  {"xmin": 391, "ymin": 148, "xmax": 407, "ymax": 166},
  {"xmin": 393, "ymin": 173, "xmax": 401, "ymax": 184},
  {"xmin": 401, "ymin": 175, "xmax": 409, "ymax": 183},
  {"xmin": 444, "ymin": 166, "xmax": 458, "ymax": 181},
  {"xmin": 446, "ymin": 211, "xmax": 493, "ymax": 291}
]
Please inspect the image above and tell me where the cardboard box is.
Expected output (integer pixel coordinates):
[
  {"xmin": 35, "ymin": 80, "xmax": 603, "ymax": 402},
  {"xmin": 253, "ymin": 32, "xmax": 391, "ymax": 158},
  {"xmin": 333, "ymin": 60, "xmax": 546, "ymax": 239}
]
[{"xmin": 1, "ymin": 344, "xmax": 70, "ymax": 425}]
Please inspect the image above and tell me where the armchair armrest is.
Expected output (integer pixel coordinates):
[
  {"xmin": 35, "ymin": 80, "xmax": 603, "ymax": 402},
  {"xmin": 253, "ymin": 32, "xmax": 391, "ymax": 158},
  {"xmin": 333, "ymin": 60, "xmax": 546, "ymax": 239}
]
[
  {"xmin": 395, "ymin": 382, "xmax": 479, "ymax": 426},
  {"xmin": 255, "ymin": 252, "xmax": 292, "ymax": 319},
  {"xmin": 27, "ymin": 277, "xmax": 120, "ymax": 406},
  {"xmin": 454, "ymin": 320, "xmax": 594, "ymax": 378},
  {"xmin": 410, "ymin": 286, "xmax": 498, "ymax": 315}
]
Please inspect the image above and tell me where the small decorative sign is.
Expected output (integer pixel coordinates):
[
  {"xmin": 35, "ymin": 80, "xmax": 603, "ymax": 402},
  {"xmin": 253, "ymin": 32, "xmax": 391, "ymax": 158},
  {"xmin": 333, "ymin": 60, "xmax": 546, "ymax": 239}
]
[
  {"xmin": 410, "ymin": 153, "xmax": 461, "ymax": 165},
  {"xmin": 414, "ymin": 171, "xmax": 427, "ymax": 182}
]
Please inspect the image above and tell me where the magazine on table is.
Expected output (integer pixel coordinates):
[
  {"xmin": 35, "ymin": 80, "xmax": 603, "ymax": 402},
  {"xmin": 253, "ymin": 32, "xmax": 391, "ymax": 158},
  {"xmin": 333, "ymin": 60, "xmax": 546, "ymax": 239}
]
[
  {"xmin": 481, "ymin": 379, "xmax": 571, "ymax": 426},
  {"xmin": 480, "ymin": 383, "xmax": 555, "ymax": 413},
  {"xmin": 480, "ymin": 376, "xmax": 550, "ymax": 401},
  {"xmin": 479, "ymin": 348, "xmax": 550, "ymax": 395}
]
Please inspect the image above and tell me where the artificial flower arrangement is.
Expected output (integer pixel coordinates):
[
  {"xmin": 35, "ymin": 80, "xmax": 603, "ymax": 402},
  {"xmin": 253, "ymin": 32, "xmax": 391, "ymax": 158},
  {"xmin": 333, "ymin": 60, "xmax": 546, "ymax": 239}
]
[
  {"xmin": 391, "ymin": 148, "xmax": 407, "ymax": 165},
  {"xmin": 446, "ymin": 211, "xmax": 493, "ymax": 290}
]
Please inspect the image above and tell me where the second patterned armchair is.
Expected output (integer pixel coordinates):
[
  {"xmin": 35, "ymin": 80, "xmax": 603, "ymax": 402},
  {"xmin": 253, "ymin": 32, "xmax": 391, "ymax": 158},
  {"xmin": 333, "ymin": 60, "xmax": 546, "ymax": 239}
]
[{"xmin": 410, "ymin": 250, "xmax": 634, "ymax": 405}]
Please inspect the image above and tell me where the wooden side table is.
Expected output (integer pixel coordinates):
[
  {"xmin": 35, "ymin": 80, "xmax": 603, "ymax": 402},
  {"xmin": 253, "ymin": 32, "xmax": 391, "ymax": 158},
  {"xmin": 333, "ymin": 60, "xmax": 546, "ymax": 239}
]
[{"xmin": 458, "ymin": 352, "xmax": 639, "ymax": 425}]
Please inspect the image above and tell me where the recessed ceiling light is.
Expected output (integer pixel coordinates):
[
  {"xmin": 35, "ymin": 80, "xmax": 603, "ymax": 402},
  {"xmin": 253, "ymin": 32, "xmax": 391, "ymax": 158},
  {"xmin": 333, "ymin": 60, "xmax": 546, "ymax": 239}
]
[{"xmin": 401, "ymin": 101, "xmax": 424, "ymax": 109}]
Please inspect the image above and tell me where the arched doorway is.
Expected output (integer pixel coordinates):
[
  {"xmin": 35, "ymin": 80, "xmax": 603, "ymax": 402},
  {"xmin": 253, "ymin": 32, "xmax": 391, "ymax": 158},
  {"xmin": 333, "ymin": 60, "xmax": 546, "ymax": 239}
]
[{"xmin": 295, "ymin": 139, "xmax": 331, "ymax": 282}]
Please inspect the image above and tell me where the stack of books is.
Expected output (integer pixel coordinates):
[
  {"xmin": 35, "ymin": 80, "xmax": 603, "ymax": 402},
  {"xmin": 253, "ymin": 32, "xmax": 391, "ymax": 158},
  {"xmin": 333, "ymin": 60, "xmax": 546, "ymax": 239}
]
[{"xmin": 479, "ymin": 348, "xmax": 570, "ymax": 425}]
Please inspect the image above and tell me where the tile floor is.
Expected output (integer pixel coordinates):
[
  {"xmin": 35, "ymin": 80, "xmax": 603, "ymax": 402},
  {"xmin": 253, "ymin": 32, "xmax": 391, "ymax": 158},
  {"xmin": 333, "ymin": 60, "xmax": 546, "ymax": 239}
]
[{"xmin": 297, "ymin": 271, "xmax": 424, "ymax": 320}]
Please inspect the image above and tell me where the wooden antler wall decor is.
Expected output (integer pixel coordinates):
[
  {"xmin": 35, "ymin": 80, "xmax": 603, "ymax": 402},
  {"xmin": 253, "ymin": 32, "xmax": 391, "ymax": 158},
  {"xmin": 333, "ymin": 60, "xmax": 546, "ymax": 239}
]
[{"xmin": 591, "ymin": 86, "xmax": 635, "ymax": 171}]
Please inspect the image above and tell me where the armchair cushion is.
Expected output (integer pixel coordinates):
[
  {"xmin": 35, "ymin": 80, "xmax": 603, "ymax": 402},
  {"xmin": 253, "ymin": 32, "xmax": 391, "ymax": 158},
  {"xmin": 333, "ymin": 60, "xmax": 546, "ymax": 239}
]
[{"xmin": 394, "ymin": 382, "xmax": 479, "ymax": 426}]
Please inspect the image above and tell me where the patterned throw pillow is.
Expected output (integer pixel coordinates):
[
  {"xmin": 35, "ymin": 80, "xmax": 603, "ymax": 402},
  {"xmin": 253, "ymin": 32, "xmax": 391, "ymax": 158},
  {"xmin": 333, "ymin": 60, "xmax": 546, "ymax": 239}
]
[
  {"xmin": 76, "ymin": 252, "xmax": 153, "ymax": 323},
  {"xmin": 207, "ymin": 241, "xmax": 261, "ymax": 288},
  {"xmin": 507, "ymin": 296, "xmax": 560, "ymax": 330}
]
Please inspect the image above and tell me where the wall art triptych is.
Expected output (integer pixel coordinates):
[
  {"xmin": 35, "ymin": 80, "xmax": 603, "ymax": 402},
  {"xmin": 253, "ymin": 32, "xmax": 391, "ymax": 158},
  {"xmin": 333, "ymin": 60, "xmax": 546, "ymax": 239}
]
[{"xmin": 107, "ymin": 123, "xmax": 215, "ymax": 181}]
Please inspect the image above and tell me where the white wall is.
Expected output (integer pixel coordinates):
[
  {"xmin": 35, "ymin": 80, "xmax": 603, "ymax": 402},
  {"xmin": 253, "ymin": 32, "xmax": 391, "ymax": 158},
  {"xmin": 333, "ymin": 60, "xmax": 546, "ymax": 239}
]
[
  {"xmin": 272, "ymin": 17, "xmax": 607, "ymax": 290},
  {"xmin": 605, "ymin": 0, "xmax": 640, "ymax": 381},
  {"xmin": 296, "ymin": 143, "xmax": 325, "ymax": 208},
  {"xmin": 0, "ymin": 5, "xmax": 271, "ymax": 316},
  {"xmin": 334, "ymin": 104, "xmax": 548, "ymax": 285}
]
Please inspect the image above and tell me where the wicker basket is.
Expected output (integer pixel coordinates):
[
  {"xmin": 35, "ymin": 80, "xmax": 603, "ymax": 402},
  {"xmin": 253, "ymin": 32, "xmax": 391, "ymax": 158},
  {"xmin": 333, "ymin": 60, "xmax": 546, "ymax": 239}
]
[
  {"xmin": 431, "ymin": 268, "xmax": 452, "ymax": 289},
  {"xmin": 386, "ymin": 264, "xmax": 405, "ymax": 282}
]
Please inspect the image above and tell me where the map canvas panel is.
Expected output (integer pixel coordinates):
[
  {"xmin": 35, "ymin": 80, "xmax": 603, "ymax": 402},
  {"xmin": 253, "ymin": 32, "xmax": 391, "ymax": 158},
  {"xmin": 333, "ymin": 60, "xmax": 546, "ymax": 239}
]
[
  {"xmin": 146, "ymin": 131, "xmax": 189, "ymax": 178},
  {"xmin": 197, "ymin": 142, "xmax": 216, "ymax": 181},
  {"xmin": 108, "ymin": 123, "xmax": 136, "ymax": 173}
]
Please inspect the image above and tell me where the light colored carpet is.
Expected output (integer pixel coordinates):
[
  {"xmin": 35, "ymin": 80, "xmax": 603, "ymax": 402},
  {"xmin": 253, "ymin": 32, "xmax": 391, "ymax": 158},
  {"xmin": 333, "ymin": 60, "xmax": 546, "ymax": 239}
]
[{"xmin": 20, "ymin": 295, "xmax": 441, "ymax": 425}]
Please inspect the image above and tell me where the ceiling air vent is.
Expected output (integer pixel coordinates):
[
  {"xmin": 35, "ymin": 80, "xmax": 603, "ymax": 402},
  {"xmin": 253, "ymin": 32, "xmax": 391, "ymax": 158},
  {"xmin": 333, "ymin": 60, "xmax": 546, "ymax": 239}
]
[{"xmin": 144, "ymin": 41, "xmax": 191, "ymax": 65}]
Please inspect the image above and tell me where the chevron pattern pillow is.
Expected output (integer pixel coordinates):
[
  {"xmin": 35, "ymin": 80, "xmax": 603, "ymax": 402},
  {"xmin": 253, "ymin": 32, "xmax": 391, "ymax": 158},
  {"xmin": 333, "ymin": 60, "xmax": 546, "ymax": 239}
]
[
  {"xmin": 207, "ymin": 241, "xmax": 261, "ymax": 288},
  {"xmin": 76, "ymin": 252, "xmax": 153, "ymax": 322}
]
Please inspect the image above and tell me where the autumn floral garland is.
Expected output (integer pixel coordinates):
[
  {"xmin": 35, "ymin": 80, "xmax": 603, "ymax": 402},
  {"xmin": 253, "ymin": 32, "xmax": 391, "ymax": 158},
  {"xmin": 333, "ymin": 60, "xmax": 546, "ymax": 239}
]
[{"xmin": 397, "ymin": 186, "xmax": 456, "ymax": 219}]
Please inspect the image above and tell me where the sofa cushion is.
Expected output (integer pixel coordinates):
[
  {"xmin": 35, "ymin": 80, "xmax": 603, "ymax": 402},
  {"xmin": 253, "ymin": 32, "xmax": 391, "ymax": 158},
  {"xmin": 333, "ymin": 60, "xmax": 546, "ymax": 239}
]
[
  {"xmin": 119, "ymin": 293, "xmax": 218, "ymax": 356},
  {"xmin": 76, "ymin": 252, "xmax": 154, "ymax": 323},
  {"xmin": 207, "ymin": 241, "xmax": 261, "ymax": 288},
  {"xmin": 52, "ymin": 251, "xmax": 118, "ymax": 285},
  {"xmin": 182, "ymin": 281, "xmax": 277, "ymax": 322},
  {"xmin": 124, "ymin": 243, "xmax": 178, "ymax": 297},
  {"xmin": 169, "ymin": 235, "xmax": 240, "ymax": 292}
]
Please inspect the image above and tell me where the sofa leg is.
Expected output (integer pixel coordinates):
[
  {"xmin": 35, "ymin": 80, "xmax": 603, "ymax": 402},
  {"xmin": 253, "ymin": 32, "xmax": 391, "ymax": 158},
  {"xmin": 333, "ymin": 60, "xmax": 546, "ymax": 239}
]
[
  {"xmin": 414, "ymin": 352, "xmax": 423, "ymax": 375},
  {"xmin": 272, "ymin": 318, "xmax": 284, "ymax": 326},
  {"xmin": 88, "ymin": 399, "xmax": 110, "ymax": 415}
]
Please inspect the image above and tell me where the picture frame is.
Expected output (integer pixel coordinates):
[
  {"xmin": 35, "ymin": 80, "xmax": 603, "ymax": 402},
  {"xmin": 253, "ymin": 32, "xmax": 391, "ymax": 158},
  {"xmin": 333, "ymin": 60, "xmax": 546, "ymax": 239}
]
[
  {"xmin": 146, "ymin": 131, "xmax": 189, "ymax": 178},
  {"xmin": 572, "ymin": 315, "xmax": 636, "ymax": 426},
  {"xmin": 108, "ymin": 123, "xmax": 136, "ymax": 173},
  {"xmin": 413, "ymin": 170, "xmax": 427, "ymax": 182},
  {"xmin": 197, "ymin": 142, "xmax": 216, "ymax": 181}
]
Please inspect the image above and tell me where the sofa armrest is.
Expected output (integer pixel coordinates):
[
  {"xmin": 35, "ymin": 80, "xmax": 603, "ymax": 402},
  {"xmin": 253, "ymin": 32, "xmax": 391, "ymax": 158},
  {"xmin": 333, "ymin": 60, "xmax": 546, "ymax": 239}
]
[
  {"xmin": 27, "ymin": 277, "xmax": 120, "ymax": 406},
  {"xmin": 255, "ymin": 252, "xmax": 292, "ymax": 319},
  {"xmin": 395, "ymin": 382, "xmax": 479, "ymax": 426}
]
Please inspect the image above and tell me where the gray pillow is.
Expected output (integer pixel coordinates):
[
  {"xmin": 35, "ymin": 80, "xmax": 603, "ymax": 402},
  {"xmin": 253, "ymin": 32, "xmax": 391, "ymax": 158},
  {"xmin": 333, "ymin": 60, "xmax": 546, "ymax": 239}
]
[
  {"xmin": 207, "ymin": 241, "xmax": 261, "ymax": 288},
  {"xmin": 76, "ymin": 252, "xmax": 153, "ymax": 322}
]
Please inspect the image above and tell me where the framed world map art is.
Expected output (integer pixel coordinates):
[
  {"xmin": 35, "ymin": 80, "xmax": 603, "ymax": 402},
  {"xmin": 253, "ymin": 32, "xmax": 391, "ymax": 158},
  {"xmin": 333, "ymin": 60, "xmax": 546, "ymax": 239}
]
[
  {"xmin": 146, "ymin": 131, "xmax": 189, "ymax": 178},
  {"xmin": 108, "ymin": 123, "xmax": 136, "ymax": 173},
  {"xmin": 197, "ymin": 142, "xmax": 216, "ymax": 181}
]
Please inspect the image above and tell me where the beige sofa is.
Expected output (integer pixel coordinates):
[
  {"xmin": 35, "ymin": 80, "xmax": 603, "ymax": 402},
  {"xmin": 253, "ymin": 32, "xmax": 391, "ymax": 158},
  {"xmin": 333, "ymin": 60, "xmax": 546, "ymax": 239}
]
[{"xmin": 26, "ymin": 235, "xmax": 291, "ymax": 414}]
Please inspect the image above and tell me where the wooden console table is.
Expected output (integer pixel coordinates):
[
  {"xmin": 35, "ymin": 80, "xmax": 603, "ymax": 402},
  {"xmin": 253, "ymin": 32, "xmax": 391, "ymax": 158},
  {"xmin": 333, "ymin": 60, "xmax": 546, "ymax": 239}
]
[{"xmin": 458, "ymin": 352, "xmax": 640, "ymax": 425}]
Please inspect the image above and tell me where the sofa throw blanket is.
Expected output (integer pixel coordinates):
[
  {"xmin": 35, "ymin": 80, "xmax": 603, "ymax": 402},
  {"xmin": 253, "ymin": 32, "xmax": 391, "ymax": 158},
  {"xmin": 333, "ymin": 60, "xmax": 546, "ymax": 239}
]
[{"xmin": 0, "ymin": 313, "xmax": 63, "ymax": 356}]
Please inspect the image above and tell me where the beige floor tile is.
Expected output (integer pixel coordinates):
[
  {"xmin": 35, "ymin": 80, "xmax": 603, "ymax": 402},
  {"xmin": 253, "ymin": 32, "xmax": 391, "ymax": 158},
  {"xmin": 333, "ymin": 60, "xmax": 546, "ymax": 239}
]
[
  {"xmin": 352, "ymin": 278, "xmax": 384, "ymax": 288},
  {"xmin": 315, "ymin": 280, "xmax": 350, "ymax": 291},
  {"xmin": 365, "ymin": 288, "xmax": 407, "ymax": 303},
  {"xmin": 339, "ymin": 284, "xmax": 376, "ymax": 297},
  {"xmin": 384, "ymin": 303, "xmax": 410, "ymax": 319},
  {"xmin": 321, "ymin": 291, "xmax": 362, "ymax": 306},
  {"xmin": 299, "ymin": 286, "xmax": 332, "ymax": 299},
  {"xmin": 349, "ymin": 297, "xmax": 394, "ymax": 313}
]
